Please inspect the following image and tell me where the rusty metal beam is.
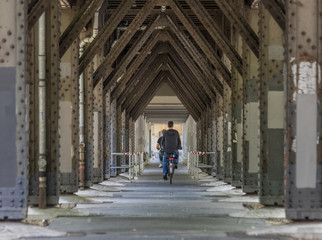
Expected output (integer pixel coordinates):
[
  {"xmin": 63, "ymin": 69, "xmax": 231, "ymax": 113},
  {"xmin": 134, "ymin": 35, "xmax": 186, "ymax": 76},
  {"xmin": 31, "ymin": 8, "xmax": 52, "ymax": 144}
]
[
  {"xmin": 261, "ymin": 0, "xmax": 285, "ymax": 31},
  {"xmin": 165, "ymin": 15, "xmax": 225, "ymax": 94},
  {"xmin": 79, "ymin": 0, "xmax": 135, "ymax": 73},
  {"xmin": 168, "ymin": 1, "xmax": 232, "ymax": 83},
  {"xmin": 111, "ymin": 32, "xmax": 167, "ymax": 102},
  {"xmin": 120, "ymin": 49, "xmax": 207, "ymax": 113},
  {"xmin": 130, "ymin": 72, "xmax": 166, "ymax": 119},
  {"xmin": 59, "ymin": 0, "xmax": 104, "ymax": 58},
  {"xmin": 214, "ymin": 0, "xmax": 259, "ymax": 58},
  {"xmin": 164, "ymin": 31, "xmax": 218, "ymax": 100},
  {"xmin": 166, "ymin": 73, "xmax": 200, "ymax": 120},
  {"xmin": 92, "ymin": 0, "xmax": 156, "ymax": 80},
  {"xmin": 185, "ymin": 0, "xmax": 243, "ymax": 74},
  {"xmin": 28, "ymin": 0, "xmax": 49, "ymax": 31},
  {"xmin": 96, "ymin": 14, "xmax": 165, "ymax": 89}
]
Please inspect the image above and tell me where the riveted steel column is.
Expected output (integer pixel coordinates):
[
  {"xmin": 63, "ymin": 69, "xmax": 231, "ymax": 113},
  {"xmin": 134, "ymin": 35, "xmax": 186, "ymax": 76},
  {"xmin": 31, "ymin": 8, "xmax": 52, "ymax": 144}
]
[
  {"xmin": 129, "ymin": 118, "xmax": 135, "ymax": 154},
  {"xmin": 211, "ymin": 102, "xmax": 217, "ymax": 176},
  {"xmin": 83, "ymin": 61, "xmax": 94, "ymax": 187},
  {"xmin": 223, "ymin": 82, "xmax": 232, "ymax": 183},
  {"xmin": 116, "ymin": 105, "xmax": 124, "ymax": 173},
  {"xmin": 0, "ymin": 0, "xmax": 28, "ymax": 219},
  {"xmin": 259, "ymin": 4, "xmax": 284, "ymax": 205},
  {"xmin": 103, "ymin": 88, "xmax": 112, "ymax": 179},
  {"xmin": 93, "ymin": 78, "xmax": 104, "ymax": 183},
  {"xmin": 110, "ymin": 98, "xmax": 117, "ymax": 177},
  {"xmin": 29, "ymin": 1, "xmax": 61, "ymax": 205},
  {"xmin": 231, "ymin": 26, "xmax": 243, "ymax": 188},
  {"xmin": 216, "ymin": 95, "xmax": 224, "ymax": 179},
  {"xmin": 59, "ymin": 6, "xmax": 79, "ymax": 193},
  {"xmin": 242, "ymin": 5, "xmax": 260, "ymax": 193},
  {"xmin": 285, "ymin": 0, "xmax": 322, "ymax": 219}
]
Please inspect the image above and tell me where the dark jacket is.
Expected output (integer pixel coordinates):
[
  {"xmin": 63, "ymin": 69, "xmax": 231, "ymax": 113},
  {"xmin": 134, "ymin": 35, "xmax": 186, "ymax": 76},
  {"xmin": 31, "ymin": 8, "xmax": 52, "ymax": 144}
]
[
  {"xmin": 157, "ymin": 136, "xmax": 164, "ymax": 152},
  {"xmin": 161, "ymin": 129, "xmax": 182, "ymax": 153}
]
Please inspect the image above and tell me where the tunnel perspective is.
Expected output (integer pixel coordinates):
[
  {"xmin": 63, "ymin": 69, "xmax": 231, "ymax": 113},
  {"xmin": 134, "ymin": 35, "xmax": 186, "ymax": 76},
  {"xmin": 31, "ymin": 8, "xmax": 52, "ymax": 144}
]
[{"xmin": 0, "ymin": 0, "xmax": 321, "ymax": 224}]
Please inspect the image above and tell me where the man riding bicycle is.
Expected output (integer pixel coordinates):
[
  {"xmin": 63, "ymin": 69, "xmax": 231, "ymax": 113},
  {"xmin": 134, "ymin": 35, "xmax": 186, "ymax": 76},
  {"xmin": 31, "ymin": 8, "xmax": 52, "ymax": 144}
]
[{"xmin": 161, "ymin": 121, "xmax": 182, "ymax": 180}]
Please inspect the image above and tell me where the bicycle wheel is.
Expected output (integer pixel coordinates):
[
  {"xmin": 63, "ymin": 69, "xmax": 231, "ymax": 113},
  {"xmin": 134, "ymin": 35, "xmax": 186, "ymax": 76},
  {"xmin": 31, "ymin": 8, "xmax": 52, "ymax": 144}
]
[{"xmin": 170, "ymin": 172, "xmax": 173, "ymax": 184}]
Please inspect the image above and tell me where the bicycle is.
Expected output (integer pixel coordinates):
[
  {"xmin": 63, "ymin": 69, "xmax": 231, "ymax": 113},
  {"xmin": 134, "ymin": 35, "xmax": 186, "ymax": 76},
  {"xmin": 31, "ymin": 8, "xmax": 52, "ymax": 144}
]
[{"xmin": 167, "ymin": 153, "xmax": 177, "ymax": 184}]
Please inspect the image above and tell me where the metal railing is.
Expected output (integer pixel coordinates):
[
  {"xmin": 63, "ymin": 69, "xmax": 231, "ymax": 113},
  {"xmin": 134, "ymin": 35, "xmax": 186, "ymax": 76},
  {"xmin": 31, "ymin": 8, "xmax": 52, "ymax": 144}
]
[
  {"xmin": 188, "ymin": 151, "xmax": 216, "ymax": 180},
  {"xmin": 111, "ymin": 152, "xmax": 143, "ymax": 182}
]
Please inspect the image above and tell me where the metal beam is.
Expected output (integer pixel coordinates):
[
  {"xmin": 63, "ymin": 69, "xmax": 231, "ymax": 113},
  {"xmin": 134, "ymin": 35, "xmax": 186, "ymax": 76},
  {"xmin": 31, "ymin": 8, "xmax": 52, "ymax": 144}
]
[
  {"xmin": 214, "ymin": 0, "xmax": 259, "ymax": 58},
  {"xmin": 59, "ymin": 0, "xmax": 104, "ymax": 58},
  {"xmin": 79, "ymin": 0, "xmax": 135, "ymax": 73},
  {"xmin": 261, "ymin": 0, "xmax": 285, "ymax": 31},
  {"xmin": 28, "ymin": 0, "xmax": 49, "ymax": 31},
  {"xmin": 113, "ymin": 36, "xmax": 167, "ymax": 103},
  {"xmin": 131, "ymin": 72, "xmax": 166, "ymax": 119},
  {"xmin": 92, "ymin": 0, "xmax": 156, "ymax": 80},
  {"xmin": 165, "ymin": 15, "xmax": 224, "ymax": 95},
  {"xmin": 97, "ymin": 14, "xmax": 165, "ymax": 89},
  {"xmin": 185, "ymin": 0, "xmax": 243, "ymax": 74},
  {"xmin": 168, "ymin": 0, "xmax": 232, "ymax": 84}
]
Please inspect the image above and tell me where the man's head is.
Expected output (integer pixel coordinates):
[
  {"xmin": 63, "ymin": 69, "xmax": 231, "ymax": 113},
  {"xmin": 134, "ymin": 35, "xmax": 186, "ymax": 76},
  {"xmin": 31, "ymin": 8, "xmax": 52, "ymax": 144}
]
[
  {"xmin": 168, "ymin": 121, "xmax": 174, "ymax": 129},
  {"xmin": 161, "ymin": 129, "xmax": 166, "ymax": 134}
]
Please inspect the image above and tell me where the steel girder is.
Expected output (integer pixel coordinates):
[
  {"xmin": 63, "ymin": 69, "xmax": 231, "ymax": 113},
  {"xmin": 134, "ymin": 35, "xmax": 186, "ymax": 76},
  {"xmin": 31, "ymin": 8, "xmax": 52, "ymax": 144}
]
[
  {"xmin": 114, "ymin": 39, "xmax": 169, "ymax": 105},
  {"xmin": 167, "ymin": 1, "xmax": 232, "ymax": 84},
  {"xmin": 126, "ymin": 53, "xmax": 206, "ymax": 115},
  {"xmin": 285, "ymin": 0, "xmax": 322, "ymax": 220},
  {"xmin": 28, "ymin": 0, "xmax": 49, "ymax": 31},
  {"xmin": 99, "ymin": 15, "xmax": 166, "ymax": 89},
  {"xmin": 165, "ymin": 16, "xmax": 224, "ymax": 96},
  {"xmin": 214, "ymin": 0, "xmax": 259, "ymax": 58},
  {"xmin": 131, "ymin": 72, "xmax": 167, "ymax": 120},
  {"xmin": 185, "ymin": 0, "xmax": 243, "ymax": 74},
  {"xmin": 120, "ymin": 49, "xmax": 207, "ymax": 115},
  {"xmin": 261, "ymin": 0, "xmax": 285, "ymax": 31},
  {"xmin": 92, "ymin": 0, "xmax": 156, "ymax": 81},
  {"xmin": 0, "ymin": 0, "xmax": 28, "ymax": 219},
  {"xmin": 123, "ymin": 52, "xmax": 206, "ymax": 115},
  {"xmin": 59, "ymin": 0, "xmax": 104, "ymax": 58},
  {"xmin": 79, "ymin": 0, "xmax": 135, "ymax": 73},
  {"xmin": 164, "ymin": 73, "xmax": 200, "ymax": 121}
]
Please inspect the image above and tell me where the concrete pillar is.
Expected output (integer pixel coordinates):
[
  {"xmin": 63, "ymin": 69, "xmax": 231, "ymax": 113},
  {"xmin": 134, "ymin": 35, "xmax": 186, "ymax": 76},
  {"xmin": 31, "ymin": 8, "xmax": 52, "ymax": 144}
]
[
  {"xmin": 0, "ymin": 0, "xmax": 28, "ymax": 219},
  {"xmin": 285, "ymin": 0, "xmax": 322, "ymax": 219},
  {"xmin": 28, "ymin": 1, "xmax": 60, "ymax": 205},
  {"xmin": 242, "ymin": 6, "xmax": 260, "ymax": 194},
  {"xmin": 59, "ymin": 7, "xmax": 79, "ymax": 193},
  {"xmin": 259, "ymin": 4, "xmax": 284, "ymax": 205},
  {"xmin": 183, "ymin": 115, "xmax": 197, "ymax": 155}
]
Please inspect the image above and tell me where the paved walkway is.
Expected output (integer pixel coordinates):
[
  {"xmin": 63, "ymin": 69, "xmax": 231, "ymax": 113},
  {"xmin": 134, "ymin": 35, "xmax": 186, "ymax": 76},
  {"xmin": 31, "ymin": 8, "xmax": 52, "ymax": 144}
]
[{"xmin": 1, "ymin": 162, "xmax": 322, "ymax": 240}]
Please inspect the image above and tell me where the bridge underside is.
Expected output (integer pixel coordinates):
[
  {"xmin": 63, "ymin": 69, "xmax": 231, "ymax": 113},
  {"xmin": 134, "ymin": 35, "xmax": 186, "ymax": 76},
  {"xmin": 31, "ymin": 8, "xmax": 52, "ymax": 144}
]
[{"xmin": 0, "ymin": 0, "xmax": 321, "ymax": 222}]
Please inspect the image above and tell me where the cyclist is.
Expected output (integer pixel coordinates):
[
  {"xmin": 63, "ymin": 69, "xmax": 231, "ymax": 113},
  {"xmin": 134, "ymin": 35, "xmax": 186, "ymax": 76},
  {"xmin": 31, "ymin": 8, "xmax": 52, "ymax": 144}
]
[
  {"xmin": 156, "ymin": 129, "xmax": 166, "ymax": 168},
  {"xmin": 161, "ymin": 121, "xmax": 182, "ymax": 180}
]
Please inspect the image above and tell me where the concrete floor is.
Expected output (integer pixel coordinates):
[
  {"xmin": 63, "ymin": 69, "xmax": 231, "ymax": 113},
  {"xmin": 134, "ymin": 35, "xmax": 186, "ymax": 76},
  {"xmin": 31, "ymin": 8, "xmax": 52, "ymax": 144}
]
[{"xmin": 1, "ymin": 161, "xmax": 322, "ymax": 240}]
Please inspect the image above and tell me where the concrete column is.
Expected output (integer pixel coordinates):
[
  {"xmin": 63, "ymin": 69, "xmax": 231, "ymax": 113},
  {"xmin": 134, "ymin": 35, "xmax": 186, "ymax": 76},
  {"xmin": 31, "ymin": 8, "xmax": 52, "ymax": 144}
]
[
  {"xmin": 59, "ymin": 7, "xmax": 79, "ymax": 193},
  {"xmin": 116, "ymin": 105, "xmax": 123, "ymax": 173},
  {"xmin": 259, "ymin": 5, "xmax": 284, "ymax": 205},
  {"xmin": 285, "ymin": 0, "xmax": 322, "ymax": 219},
  {"xmin": 242, "ymin": 6, "xmax": 260, "ymax": 194},
  {"xmin": 28, "ymin": 1, "xmax": 61, "ymax": 205},
  {"xmin": 231, "ymin": 28, "xmax": 243, "ymax": 188},
  {"xmin": 183, "ymin": 115, "xmax": 197, "ymax": 154},
  {"xmin": 0, "ymin": 0, "xmax": 28, "ymax": 219}
]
